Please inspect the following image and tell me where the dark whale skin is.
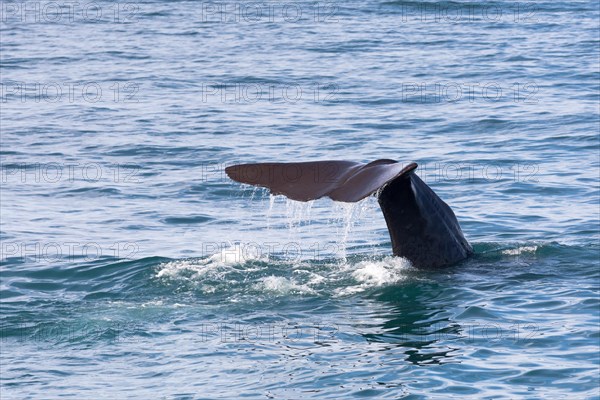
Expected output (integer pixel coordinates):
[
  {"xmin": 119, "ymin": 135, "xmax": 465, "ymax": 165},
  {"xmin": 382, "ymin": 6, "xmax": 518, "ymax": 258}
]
[{"xmin": 377, "ymin": 168, "xmax": 472, "ymax": 268}]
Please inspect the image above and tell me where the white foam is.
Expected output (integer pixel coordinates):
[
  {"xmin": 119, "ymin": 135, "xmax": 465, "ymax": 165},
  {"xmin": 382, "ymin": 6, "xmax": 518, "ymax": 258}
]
[
  {"xmin": 335, "ymin": 257, "xmax": 412, "ymax": 296},
  {"xmin": 352, "ymin": 257, "xmax": 411, "ymax": 284},
  {"xmin": 259, "ymin": 276, "xmax": 316, "ymax": 295},
  {"xmin": 155, "ymin": 243, "xmax": 267, "ymax": 279},
  {"xmin": 141, "ymin": 300, "xmax": 164, "ymax": 307},
  {"xmin": 502, "ymin": 245, "xmax": 539, "ymax": 256},
  {"xmin": 155, "ymin": 245, "xmax": 413, "ymax": 299},
  {"xmin": 155, "ymin": 258, "xmax": 217, "ymax": 280},
  {"xmin": 208, "ymin": 243, "xmax": 266, "ymax": 264},
  {"xmin": 295, "ymin": 269, "xmax": 326, "ymax": 285}
]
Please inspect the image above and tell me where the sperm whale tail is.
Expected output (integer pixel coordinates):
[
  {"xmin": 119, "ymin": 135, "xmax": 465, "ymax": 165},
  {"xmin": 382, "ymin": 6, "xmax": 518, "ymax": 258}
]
[{"xmin": 225, "ymin": 160, "xmax": 472, "ymax": 268}]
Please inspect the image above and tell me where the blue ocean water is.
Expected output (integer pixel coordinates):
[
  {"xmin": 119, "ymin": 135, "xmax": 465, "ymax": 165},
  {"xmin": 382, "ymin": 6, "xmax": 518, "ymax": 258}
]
[{"xmin": 1, "ymin": 0, "xmax": 599, "ymax": 398}]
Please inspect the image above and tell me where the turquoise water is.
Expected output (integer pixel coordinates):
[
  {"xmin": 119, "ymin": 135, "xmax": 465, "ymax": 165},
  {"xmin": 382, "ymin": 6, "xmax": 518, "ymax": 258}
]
[{"xmin": 1, "ymin": 0, "xmax": 599, "ymax": 398}]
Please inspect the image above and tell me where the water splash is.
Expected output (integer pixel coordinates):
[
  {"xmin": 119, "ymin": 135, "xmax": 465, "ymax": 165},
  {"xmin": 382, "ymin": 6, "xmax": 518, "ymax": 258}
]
[
  {"xmin": 284, "ymin": 198, "xmax": 314, "ymax": 230},
  {"xmin": 249, "ymin": 185, "xmax": 261, "ymax": 201},
  {"xmin": 266, "ymin": 194, "xmax": 277, "ymax": 230},
  {"xmin": 334, "ymin": 198, "xmax": 377, "ymax": 260},
  {"xmin": 241, "ymin": 191, "xmax": 380, "ymax": 261}
]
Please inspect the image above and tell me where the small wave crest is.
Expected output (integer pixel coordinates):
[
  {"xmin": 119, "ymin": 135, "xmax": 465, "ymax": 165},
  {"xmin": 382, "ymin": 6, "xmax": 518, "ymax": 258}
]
[
  {"xmin": 501, "ymin": 245, "xmax": 539, "ymax": 256},
  {"xmin": 155, "ymin": 243, "xmax": 268, "ymax": 279}
]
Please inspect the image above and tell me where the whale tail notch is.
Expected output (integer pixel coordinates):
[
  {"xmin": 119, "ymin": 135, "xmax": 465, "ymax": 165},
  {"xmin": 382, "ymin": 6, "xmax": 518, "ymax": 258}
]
[{"xmin": 225, "ymin": 159, "xmax": 472, "ymax": 268}]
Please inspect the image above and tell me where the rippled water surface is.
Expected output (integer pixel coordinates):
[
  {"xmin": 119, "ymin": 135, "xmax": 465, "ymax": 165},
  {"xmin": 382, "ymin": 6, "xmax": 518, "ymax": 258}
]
[{"xmin": 1, "ymin": 0, "xmax": 599, "ymax": 398}]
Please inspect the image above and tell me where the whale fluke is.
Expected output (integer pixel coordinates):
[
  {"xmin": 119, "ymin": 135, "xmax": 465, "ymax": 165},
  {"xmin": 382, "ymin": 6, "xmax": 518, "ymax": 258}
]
[{"xmin": 225, "ymin": 160, "xmax": 472, "ymax": 268}]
